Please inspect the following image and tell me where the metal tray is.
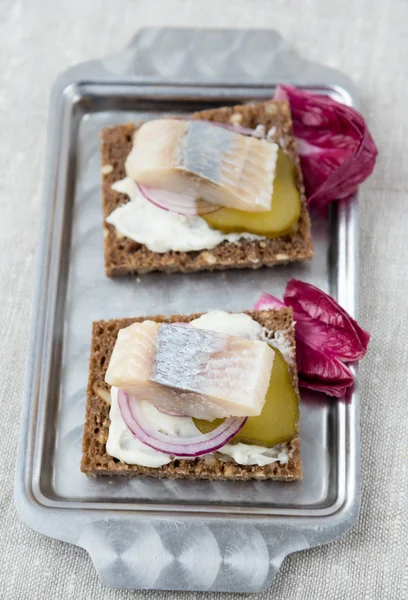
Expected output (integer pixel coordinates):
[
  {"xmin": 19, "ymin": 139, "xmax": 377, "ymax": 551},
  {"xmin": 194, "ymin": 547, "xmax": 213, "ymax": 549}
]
[{"xmin": 15, "ymin": 28, "xmax": 360, "ymax": 592}]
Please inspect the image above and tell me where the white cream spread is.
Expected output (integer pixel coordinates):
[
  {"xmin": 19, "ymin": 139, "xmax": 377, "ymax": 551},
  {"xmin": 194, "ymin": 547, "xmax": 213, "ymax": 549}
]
[
  {"xmin": 261, "ymin": 327, "xmax": 295, "ymax": 364},
  {"xmin": 220, "ymin": 442, "xmax": 289, "ymax": 466},
  {"xmin": 190, "ymin": 310, "xmax": 263, "ymax": 340},
  {"xmin": 106, "ymin": 311, "xmax": 290, "ymax": 468},
  {"xmin": 107, "ymin": 387, "xmax": 172, "ymax": 467},
  {"xmin": 106, "ymin": 178, "xmax": 264, "ymax": 253}
]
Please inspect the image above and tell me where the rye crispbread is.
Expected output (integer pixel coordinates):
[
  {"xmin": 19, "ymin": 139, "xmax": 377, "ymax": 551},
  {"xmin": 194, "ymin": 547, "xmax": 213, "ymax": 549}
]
[
  {"xmin": 81, "ymin": 309, "xmax": 302, "ymax": 481},
  {"xmin": 100, "ymin": 101, "xmax": 313, "ymax": 276}
]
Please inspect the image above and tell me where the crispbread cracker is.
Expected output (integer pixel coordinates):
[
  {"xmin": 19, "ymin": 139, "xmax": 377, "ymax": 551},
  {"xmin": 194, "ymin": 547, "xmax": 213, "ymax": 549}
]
[
  {"xmin": 101, "ymin": 101, "xmax": 313, "ymax": 276},
  {"xmin": 81, "ymin": 309, "xmax": 302, "ymax": 481}
]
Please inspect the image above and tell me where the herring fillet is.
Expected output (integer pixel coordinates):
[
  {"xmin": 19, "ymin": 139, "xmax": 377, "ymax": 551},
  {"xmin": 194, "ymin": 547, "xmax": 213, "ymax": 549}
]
[
  {"xmin": 125, "ymin": 119, "xmax": 278, "ymax": 213},
  {"xmin": 105, "ymin": 321, "xmax": 275, "ymax": 419}
]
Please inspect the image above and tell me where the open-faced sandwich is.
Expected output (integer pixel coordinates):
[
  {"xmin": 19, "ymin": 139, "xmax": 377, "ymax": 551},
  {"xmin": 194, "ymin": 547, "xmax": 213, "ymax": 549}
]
[
  {"xmin": 81, "ymin": 308, "xmax": 301, "ymax": 480},
  {"xmin": 101, "ymin": 100, "xmax": 313, "ymax": 275}
]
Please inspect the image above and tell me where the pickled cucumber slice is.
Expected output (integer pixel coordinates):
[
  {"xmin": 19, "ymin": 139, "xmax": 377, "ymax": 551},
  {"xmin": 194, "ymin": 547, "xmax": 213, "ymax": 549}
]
[
  {"xmin": 202, "ymin": 149, "xmax": 301, "ymax": 238},
  {"xmin": 193, "ymin": 348, "xmax": 298, "ymax": 447}
]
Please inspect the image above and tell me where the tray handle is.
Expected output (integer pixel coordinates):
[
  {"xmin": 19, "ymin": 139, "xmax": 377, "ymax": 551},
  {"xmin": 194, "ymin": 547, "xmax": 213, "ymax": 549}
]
[
  {"xmin": 96, "ymin": 27, "xmax": 357, "ymax": 92},
  {"xmin": 79, "ymin": 518, "xmax": 309, "ymax": 591}
]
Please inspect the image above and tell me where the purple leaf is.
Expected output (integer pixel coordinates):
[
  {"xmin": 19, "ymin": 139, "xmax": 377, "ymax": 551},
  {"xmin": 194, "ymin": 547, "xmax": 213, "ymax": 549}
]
[
  {"xmin": 252, "ymin": 292, "xmax": 285, "ymax": 311},
  {"xmin": 274, "ymin": 85, "xmax": 378, "ymax": 208},
  {"xmin": 296, "ymin": 338, "xmax": 354, "ymax": 398},
  {"xmin": 284, "ymin": 279, "xmax": 370, "ymax": 362}
]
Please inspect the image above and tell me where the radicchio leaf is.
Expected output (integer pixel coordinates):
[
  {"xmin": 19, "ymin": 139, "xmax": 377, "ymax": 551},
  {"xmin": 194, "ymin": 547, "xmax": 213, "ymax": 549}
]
[
  {"xmin": 296, "ymin": 338, "xmax": 354, "ymax": 398},
  {"xmin": 274, "ymin": 85, "xmax": 378, "ymax": 208},
  {"xmin": 252, "ymin": 279, "xmax": 370, "ymax": 399},
  {"xmin": 296, "ymin": 339, "xmax": 354, "ymax": 398},
  {"xmin": 252, "ymin": 292, "xmax": 285, "ymax": 311},
  {"xmin": 284, "ymin": 279, "xmax": 370, "ymax": 362}
]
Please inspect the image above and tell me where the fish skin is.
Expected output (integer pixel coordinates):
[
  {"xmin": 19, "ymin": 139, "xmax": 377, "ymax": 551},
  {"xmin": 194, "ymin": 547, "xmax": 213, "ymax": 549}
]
[
  {"xmin": 125, "ymin": 119, "xmax": 278, "ymax": 213},
  {"xmin": 105, "ymin": 321, "xmax": 275, "ymax": 420}
]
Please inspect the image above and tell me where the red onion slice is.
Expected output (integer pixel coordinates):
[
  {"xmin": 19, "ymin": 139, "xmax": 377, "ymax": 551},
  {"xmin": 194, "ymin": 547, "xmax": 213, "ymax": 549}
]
[
  {"xmin": 138, "ymin": 183, "xmax": 221, "ymax": 217},
  {"xmin": 118, "ymin": 390, "xmax": 247, "ymax": 457}
]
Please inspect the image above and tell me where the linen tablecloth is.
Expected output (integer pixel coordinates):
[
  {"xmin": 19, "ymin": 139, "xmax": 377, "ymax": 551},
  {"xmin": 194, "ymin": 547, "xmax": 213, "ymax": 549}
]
[{"xmin": 0, "ymin": 0, "xmax": 406, "ymax": 598}]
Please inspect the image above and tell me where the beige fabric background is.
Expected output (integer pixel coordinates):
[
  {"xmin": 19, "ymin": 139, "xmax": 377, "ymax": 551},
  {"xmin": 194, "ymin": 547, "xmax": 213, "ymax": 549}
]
[{"xmin": 0, "ymin": 0, "xmax": 407, "ymax": 598}]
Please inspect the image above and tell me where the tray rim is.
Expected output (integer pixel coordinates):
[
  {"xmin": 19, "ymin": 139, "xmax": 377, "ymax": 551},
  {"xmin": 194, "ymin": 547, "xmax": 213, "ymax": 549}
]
[{"xmin": 27, "ymin": 81, "xmax": 350, "ymax": 520}]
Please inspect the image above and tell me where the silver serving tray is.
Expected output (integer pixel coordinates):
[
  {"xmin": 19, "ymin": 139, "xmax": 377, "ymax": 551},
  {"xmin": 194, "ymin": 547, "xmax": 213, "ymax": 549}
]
[{"xmin": 15, "ymin": 28, "xmax": 360, "ymax": 592}]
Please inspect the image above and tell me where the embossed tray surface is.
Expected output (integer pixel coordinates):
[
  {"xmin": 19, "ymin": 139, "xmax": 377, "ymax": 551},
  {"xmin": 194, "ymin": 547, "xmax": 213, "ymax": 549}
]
[{"xmin": 15, "ymin": 28, "xmax": 360, "ymax": 592}]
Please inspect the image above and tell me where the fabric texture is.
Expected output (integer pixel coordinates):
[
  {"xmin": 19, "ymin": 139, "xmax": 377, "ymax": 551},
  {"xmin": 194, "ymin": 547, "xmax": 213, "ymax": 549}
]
[{"xmin": 0, "ymin": 0, "xmax": 407, "ymax": 598}]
